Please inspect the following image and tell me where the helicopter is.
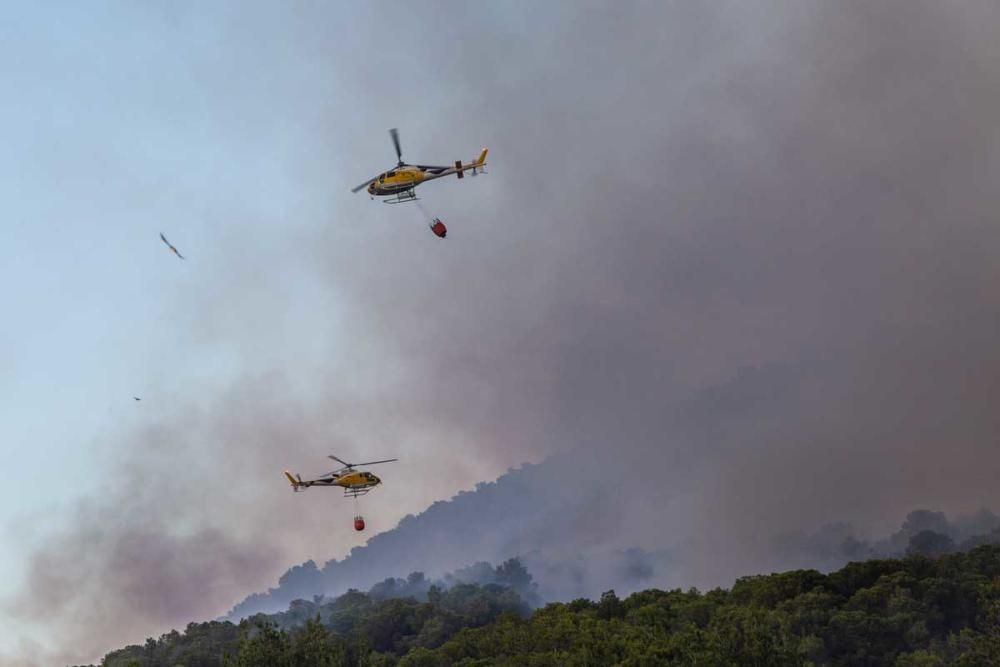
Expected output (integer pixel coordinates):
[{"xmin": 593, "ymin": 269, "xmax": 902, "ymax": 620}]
[
  {"xmin": 284, "ymin": 454, "xmax": 398, "ymax": 531},
  {"xmin": 351, "ymin": 128, "xmax": 488, "ymax": 204},
  {"xmin": 284, "ymin": 454, "xmax": 397, "ymax": 497}
]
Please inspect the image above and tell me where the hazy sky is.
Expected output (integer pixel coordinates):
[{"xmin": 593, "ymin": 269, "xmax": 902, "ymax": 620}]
[{"xmin": 3, "ymin": 2, "xmax": 1000, "ymax": 664}]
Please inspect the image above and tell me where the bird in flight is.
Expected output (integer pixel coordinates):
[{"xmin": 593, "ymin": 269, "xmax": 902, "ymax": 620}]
[{"xmin": 159, "ymin": 233, "xmax": 185, "ymax": 260}]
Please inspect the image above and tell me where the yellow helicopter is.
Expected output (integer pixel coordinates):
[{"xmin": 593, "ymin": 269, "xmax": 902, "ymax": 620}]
[
  {"xmin": 351, "ymin": 128, "xmax": 488, "ymax": 204},
  {"xmin": 284, "ymin": 454, "xmax": 397, "ymax": 498},
  {"xmin": 285, "ymin": 454, "xmax": 398, "ymax": 531}
]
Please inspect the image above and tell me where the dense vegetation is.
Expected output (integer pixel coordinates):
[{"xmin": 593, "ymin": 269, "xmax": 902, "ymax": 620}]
[
  {"xmin": 97, "ymin": 582, "xmax": 527, "ymax": 667},
  {"xmin": 229, "ymin": 458, "xmax": 1000, "ymax": 622},
  {"xmin": 95, "ymin": 547, "xmax": 1000, "ymax": 666}
]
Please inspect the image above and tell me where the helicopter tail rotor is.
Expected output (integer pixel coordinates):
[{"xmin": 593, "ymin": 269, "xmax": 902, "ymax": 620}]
[{"xmin": 284, "ymin": 471, "xmax": 306, "ymax": 492}]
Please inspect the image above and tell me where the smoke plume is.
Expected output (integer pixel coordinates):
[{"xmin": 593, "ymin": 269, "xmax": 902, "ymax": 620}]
[{"xmin": 7, "ymin": 1, "xmax": 1000, "ymax": 664}]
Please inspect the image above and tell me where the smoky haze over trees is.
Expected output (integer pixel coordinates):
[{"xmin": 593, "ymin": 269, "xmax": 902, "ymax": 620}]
[
  {"xmin": 6, "ymin": 1, "xmax": 1000, "ymax": 664},
  {"xmin": 226, "ymin": 458, "xmax": 1000, "ymax": 620},
  {"xmin": 96, "ymin": 545, "xmax": 1000, "ymax": 666},
  {"xmin": 225, "ymin": 460, "xmax": 671, "ymax": 620}
]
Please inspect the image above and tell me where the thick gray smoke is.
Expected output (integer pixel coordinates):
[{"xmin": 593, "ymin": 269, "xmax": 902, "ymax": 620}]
[
  {"xmin": 6, "ymin": 1, "xmax": 1000, "ymax": 664},
  {"xmin": 228, "ymin": 493, "xmax": 1000, "ymax": 620}
]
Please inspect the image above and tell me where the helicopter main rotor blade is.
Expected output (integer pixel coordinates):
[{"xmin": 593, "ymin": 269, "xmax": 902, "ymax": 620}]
[
  {"xmin": 353, "ymin": 458, "xmax": 398, "ymax": 466},
  {"xmin": 328, "ymin": 454, "xmax": 352, "ymax": 467},
  {"xmin": 389, "ymin": 128, "xmax": 403, "ymax": 165},
  {"xmin": 351, "ymin": 176, "xmax": 377, "ymax": 193}
]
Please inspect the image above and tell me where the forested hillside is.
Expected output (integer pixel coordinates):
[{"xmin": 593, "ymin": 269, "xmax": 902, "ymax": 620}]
[
  {"xmin": 227, "ymin": 448, "xmax": 1000, "ymax": 623},
  {"xmin": 225, "ymin": 459, "xmax": 675, "ymax": 620},
  {"xmin": 93, "ymin": 546, "xmax": 1000, "ymax": 666}
]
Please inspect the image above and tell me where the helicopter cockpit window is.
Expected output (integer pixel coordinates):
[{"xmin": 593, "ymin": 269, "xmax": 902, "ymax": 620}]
[{"xmin": 386, "ymin": 171, "xmax": 395, "ymax": 177}]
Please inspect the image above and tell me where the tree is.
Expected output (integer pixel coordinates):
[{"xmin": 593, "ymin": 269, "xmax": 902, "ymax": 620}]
[
  {"xmin": 223, "ymin": 619, "xmax": 291, "ymax": 667},
  {"xmin": 98, "ymin": 547, "xmax": 1000, "ymax": 667},
  {"xmin": 908, "ymin": 531, "xmax": 956, "ymax": 558},
  {"xmin": 597, "ymin": 590, "xmax": 623, "ymax": 620},
  {"xmin": 289, "ymin": 617, "xmax": 347, "ymax": 666}
]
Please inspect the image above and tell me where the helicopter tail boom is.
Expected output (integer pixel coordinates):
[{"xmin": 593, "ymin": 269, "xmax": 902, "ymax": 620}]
[
  {"xmin": 284, "ymin": 471, "xmax": 306, "ymax": 491},
  {"xmin": 453, "ymin": 149, "xmax": 489, "ymax": 180}
]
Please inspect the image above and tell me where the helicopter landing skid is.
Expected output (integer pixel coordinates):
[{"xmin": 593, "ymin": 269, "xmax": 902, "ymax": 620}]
[{"xmin": 383, "ymin": 189, "xmax": 419, "ymax": 204}]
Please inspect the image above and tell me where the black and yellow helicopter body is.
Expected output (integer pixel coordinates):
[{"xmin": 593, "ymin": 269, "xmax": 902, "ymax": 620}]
[
  {"xmin": 284, "ymin": 454, "xmax": 397, "ymax": 498},
  {"xmin": 352, "ymin": 128, "xmax": 487, "ymax": 204}
]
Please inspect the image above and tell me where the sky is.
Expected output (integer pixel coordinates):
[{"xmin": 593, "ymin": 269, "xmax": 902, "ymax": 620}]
[{"xmin": 2, "ymin": 1, "xmax": 1000, "ymax": 664}]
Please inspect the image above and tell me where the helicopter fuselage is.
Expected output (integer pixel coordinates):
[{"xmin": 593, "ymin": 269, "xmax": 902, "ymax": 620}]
[
  {"xmin": 336, "ymin": 469, "xmax": 381, "ymax": 489},
  {"xmin": 367, "ymin": 166, "xmax": 426, "ymax": 196},
  {"xmin": 286, "ymin": 469, "xmax": 381, "ymax": 491}
]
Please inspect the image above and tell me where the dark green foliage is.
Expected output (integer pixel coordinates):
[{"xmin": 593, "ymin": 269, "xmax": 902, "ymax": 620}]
[
  {"xmin": 596, "ymin": 590, "xmax": 623, "ymax": 620},
  {"xmin": 397, "ymin": 546, "xmax": 1000, "ymax": 667},
  {"xmin": 101, "ymin": 621, "xmax": 241, "ymax": 667},
  {"xmin": 730, "ymin": 569, "xmax": 829, "ymax": 607},
  {"xmin": 97, "ymin": 581, "xmax": 526, "ymax": 667},
  {"xmin": 96, "ymin": 546, "xmax": 1000, "ymax": 667},
  {"xmin": 222, "ymin": 619, "xmax": 292, "ymax": 667},
  {"xmin": 289, "ymin": 617, "xmax": 349, "ymax": 666}
]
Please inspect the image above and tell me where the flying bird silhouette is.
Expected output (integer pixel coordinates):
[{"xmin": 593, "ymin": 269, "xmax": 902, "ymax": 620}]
[{"xmin": 159, "ymin": 233, "xmax": 185, "ymax": 260}]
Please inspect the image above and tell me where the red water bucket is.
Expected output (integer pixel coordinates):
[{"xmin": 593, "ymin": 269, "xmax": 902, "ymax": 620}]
[
  {"xmin": 354, "ymin": 516, "xmax": 366, "ymax": 531},
  {"xmin": 429, "ymin": 219, "xmax": 447, "ymax": 238}
]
